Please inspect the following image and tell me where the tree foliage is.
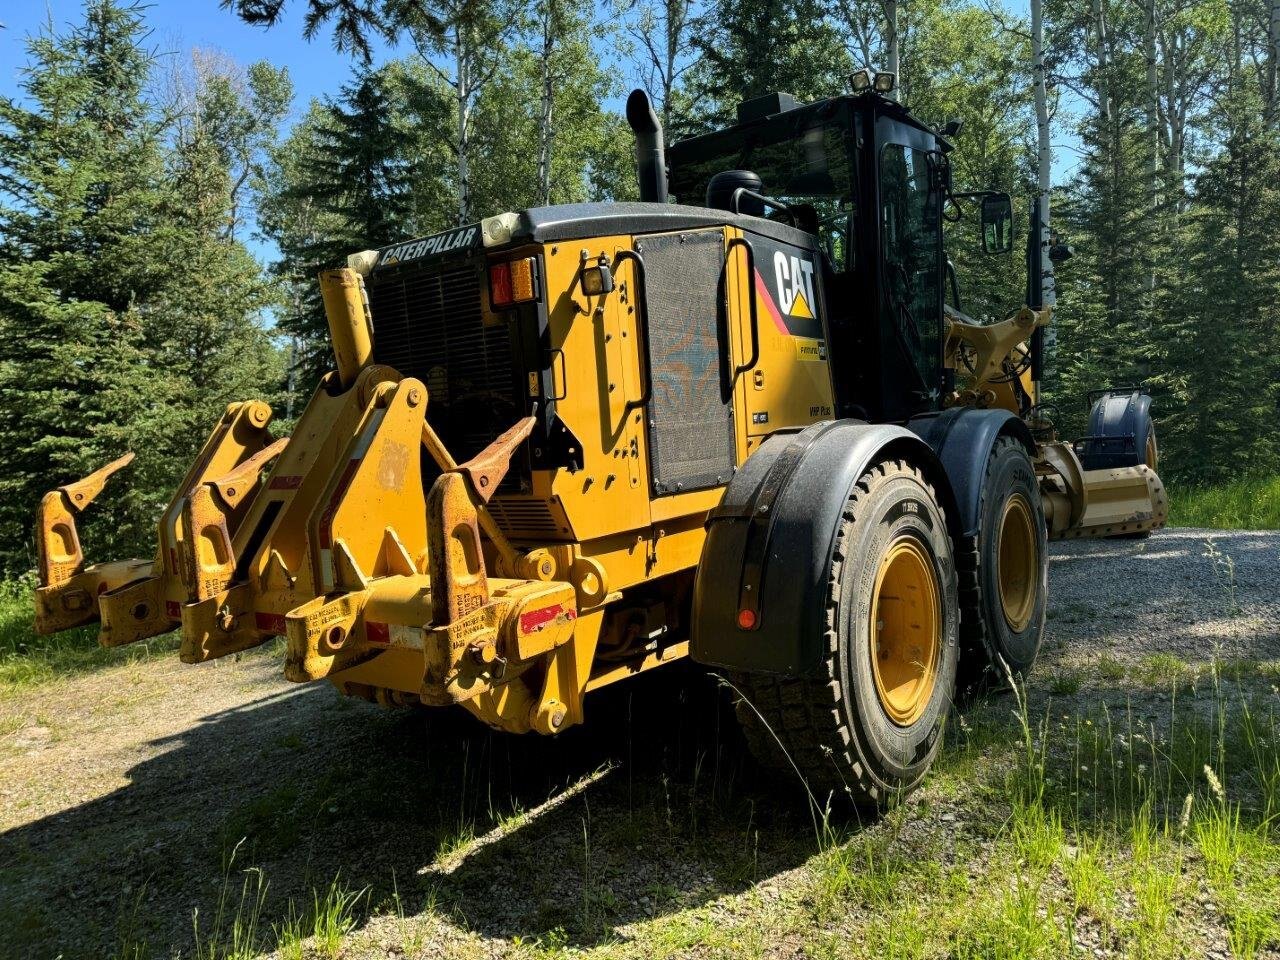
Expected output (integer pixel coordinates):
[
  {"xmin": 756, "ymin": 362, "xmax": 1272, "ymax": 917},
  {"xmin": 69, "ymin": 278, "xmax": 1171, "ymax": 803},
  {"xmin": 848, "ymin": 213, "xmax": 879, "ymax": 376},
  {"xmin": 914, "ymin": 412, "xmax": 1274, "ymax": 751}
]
[
  {"xmin": 0, "ymin": 0, "xmax": 1277, "ymax": 578},
  {"xmin": 0, "ymin": 1, "xmax": 283, "ymax": 574}
]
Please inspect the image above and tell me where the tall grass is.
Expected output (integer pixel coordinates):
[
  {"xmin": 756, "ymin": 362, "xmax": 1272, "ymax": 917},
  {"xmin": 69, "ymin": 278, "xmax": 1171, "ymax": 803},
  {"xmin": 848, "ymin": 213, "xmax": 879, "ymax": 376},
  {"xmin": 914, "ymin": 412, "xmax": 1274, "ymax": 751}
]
[
  {"xmin": 1168, "ymin": 475, "xmax": 1280, "ymax": 530},
  {"xmin": 192, "ymin": 841, "xmax": 268, "ymax": 960},
  {"xmin": 0, "ymin": 575, "xmax": 178, "ymax": 690},
  {"xmin": 990, "ymin": 655, "xmax": 1280, "ymax": 958}
]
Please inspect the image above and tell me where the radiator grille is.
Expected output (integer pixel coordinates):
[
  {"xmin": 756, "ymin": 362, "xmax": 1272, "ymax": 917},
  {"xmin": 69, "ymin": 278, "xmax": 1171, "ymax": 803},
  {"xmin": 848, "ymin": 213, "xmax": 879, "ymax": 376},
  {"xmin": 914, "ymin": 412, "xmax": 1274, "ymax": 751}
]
[
  {"xmin": 640, "ymin": 230, "xmax": 735, "ymax": 494},
  {"xmin": 485, "ymin": 496, "xmax": 565, "ymax": 540},
  {"xmin": 366, "ymin": 260, "xmax": 522, "ymax": 465}
]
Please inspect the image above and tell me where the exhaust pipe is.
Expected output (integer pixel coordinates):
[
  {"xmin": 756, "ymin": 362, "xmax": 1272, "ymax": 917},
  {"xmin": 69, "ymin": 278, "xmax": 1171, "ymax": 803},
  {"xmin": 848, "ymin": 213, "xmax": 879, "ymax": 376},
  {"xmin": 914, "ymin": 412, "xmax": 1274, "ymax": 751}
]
[{"xmin": 626, "ymin": 89, "xmax": 668, "ymax": 204}]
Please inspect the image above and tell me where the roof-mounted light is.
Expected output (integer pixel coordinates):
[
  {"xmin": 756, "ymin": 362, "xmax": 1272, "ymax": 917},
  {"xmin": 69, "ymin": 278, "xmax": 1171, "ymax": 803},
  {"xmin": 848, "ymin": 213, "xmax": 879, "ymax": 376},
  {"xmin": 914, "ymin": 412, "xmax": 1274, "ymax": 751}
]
[
  {"xmin": 849, "ymin": 68, "xmax": 873, "ymax": 92},
  {"xmin": 874, "ymin": 71, "xmax": 897, "ymax": 93}
]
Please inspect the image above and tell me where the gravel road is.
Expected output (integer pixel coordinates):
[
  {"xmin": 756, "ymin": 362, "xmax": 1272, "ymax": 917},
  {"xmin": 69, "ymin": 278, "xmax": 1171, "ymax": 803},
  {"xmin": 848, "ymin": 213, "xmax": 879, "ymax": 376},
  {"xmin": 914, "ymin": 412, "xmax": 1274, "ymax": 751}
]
[{"xmin": 1040, "ymin": 527, "xmax": 1280, "ymax": 669}]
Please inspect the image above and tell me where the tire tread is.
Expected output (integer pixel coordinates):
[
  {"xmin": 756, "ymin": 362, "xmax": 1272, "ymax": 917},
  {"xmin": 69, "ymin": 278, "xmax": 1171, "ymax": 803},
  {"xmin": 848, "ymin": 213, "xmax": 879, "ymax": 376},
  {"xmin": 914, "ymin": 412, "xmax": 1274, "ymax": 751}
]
[{"xmin": 729, "ymin": 459, "xmax": 944, "ymax": 806}]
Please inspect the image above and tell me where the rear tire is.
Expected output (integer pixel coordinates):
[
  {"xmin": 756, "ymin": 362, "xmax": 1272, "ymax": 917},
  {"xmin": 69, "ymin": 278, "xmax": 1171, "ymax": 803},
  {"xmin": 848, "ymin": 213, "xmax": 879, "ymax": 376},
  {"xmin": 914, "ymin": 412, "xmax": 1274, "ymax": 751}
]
[
  {"xmin": 956, "ymin": 436, "xmax": 1048, "ymax": 697},
  {"xmin": 731, "ymin": 458, "xmax": 958, "ymax": 807}
]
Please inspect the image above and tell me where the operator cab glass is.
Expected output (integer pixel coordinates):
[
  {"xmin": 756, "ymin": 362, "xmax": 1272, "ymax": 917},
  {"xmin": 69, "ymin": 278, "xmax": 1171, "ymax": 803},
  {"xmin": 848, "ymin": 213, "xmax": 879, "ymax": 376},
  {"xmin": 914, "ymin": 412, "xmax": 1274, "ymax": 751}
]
[
  {"xmin": 668, "ymin": 95, "xmax": 946, "ymax": 423},
  {"xmin": 880, "ymin": 142, "xmax": 942, "ymax": 389},
  {"xmin": 667, "ymin": 106, "xmax": 858, "ymax": 273}
]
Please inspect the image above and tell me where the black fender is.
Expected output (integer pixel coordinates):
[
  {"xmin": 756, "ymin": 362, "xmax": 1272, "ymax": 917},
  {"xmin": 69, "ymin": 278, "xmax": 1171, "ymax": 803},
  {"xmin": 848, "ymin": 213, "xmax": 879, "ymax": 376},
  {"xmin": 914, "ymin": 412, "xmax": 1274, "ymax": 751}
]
[
  {"xmin": 1076, "ymin": 390, "xmax": 1153, "ymax": 470},
  {"xmin": 690, "ymin": 420, "xmax": 956, "ymax": 678},
  {"xmin": 906, "ymin": 407, "xmax": 1035, "ymax": 539}
]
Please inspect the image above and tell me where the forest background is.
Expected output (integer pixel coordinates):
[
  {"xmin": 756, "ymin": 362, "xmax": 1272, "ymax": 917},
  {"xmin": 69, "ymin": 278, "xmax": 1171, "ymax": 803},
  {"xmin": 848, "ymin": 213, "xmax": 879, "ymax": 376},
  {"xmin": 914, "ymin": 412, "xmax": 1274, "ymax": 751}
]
[{"xmin": 2, "ymin": 0, "xmax": 1277, "ymax": 574}]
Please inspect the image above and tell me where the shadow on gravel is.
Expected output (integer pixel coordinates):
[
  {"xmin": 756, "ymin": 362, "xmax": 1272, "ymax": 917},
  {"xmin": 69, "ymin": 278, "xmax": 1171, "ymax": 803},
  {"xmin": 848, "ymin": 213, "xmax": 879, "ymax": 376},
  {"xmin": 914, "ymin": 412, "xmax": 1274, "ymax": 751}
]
[{"xmin": 0, "ymin": 662, "xmax": 852, "ymax": 958}]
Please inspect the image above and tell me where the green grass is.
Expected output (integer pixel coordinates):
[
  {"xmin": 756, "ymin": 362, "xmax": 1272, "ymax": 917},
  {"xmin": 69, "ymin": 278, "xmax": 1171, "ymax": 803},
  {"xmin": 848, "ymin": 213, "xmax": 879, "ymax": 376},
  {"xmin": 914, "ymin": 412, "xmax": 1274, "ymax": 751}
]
[
  {"xmin": 0, "ymin": 576, "xmax": 179, "ymax": 692},
  {"xmin": 4, "ymin": 557, "xmax": 1275, "ymax": 959},
  {"xmin": 67, "ymin": 656, "xmax": 1278, "ymax": 959},
  {"xmin": 1168, "ymin": 475, "xmax": 1280, "ymax": 530},
  {"xmin": 191, "ymin": 842, "xmax": 269, "ymax": 960},
  {"xmin": 986, "ymin": 665, "xmax": 1280, "ymax": 960}
]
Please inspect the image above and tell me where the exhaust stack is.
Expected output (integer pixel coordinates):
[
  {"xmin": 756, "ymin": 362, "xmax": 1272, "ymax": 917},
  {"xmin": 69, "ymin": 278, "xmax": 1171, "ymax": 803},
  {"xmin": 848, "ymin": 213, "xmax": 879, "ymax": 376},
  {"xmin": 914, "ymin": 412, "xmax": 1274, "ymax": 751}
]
[{"xmin": 626, "ymin": 89, "xmax": 668, "ymax": 204}]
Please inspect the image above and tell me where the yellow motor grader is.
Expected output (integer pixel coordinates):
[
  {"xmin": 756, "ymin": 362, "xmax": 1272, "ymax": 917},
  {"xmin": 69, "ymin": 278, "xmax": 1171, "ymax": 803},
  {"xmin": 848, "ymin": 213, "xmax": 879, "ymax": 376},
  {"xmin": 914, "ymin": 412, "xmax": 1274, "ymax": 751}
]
[{"xmin": 33, "ymin": 80, "xmax": 1165, "ymax": 804}]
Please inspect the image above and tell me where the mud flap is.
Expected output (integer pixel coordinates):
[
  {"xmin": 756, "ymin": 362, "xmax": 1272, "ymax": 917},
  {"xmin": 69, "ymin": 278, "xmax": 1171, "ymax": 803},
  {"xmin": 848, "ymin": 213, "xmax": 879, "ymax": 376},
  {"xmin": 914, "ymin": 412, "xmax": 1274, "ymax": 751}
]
[{"xmin": 691, "ymin": 420, "xmax": 951, "ymax": 677}]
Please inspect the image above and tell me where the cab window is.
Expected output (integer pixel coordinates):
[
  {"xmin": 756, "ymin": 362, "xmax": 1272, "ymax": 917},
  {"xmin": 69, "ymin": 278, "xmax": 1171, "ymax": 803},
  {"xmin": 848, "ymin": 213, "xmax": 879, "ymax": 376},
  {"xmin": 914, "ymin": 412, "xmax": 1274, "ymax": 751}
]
[{"xmin": 880, "ymin": 144, "xmax": 941, "ymax": 383}]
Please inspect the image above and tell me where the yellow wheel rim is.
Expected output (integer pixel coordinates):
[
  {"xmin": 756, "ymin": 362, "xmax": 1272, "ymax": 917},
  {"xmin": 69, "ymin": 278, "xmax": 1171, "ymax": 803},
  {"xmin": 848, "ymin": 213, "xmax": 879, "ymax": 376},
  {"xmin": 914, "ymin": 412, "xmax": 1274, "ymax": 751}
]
[
  {"xmin": 870, "ymin": 536, "xmax": 942, "ymax": 727},
  {"xmin": 997, "ymin": 493, "xmax": 1038, "ymax": 632},
  {"xmin": 1145, "ymin": 431, "xmax": 1159, "ymax": 472}
]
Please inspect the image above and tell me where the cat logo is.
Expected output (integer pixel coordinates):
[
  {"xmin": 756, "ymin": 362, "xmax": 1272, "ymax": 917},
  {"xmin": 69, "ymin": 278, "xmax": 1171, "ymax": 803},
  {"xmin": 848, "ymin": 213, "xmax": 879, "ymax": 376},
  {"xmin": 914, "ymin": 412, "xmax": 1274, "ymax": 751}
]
[{"xmin": 773, "ymin": 250, "xmax": 817, "ymax": 319}]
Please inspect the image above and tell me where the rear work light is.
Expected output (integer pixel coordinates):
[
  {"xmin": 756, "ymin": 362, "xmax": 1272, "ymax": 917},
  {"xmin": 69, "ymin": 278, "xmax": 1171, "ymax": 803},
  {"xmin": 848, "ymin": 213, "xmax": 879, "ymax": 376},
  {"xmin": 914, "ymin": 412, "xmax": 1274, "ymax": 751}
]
[{"xmin": 489, "ymin": 256, "xmax": 539, "ymax": 308}]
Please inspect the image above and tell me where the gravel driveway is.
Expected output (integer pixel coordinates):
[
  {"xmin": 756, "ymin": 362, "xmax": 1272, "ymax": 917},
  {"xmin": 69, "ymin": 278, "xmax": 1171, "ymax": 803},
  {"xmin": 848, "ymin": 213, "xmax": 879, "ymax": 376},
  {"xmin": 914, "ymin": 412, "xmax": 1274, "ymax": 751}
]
[{"xmin": 1041, "ymin": 527, "xmax": 1280, "ymax": 668}]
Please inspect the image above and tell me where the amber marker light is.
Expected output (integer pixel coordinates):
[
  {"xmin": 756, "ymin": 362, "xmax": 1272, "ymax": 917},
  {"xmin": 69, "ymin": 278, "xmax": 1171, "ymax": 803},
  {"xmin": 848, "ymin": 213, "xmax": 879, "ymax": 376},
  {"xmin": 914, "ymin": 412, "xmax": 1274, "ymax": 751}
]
[{"xmin": 488, "ymin": 256, "xmax": 539, "ymax": 308}]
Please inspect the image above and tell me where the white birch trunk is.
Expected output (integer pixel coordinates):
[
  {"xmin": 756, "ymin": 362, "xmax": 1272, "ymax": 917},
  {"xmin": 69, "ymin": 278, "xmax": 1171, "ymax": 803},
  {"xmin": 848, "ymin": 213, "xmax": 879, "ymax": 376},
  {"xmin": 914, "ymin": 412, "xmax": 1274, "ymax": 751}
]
[
  {"xmin": 1143, "ymin": 0, "xmax": 1158, "ymax": 373},
  {"xmin": 1270, "ymin": 0, "xmax": 1280, "ymax": 120},
  {"xmin": 1160, "ymin": 28, "xmax": 1183, "ymax": 211},
  {"xmin": 663, "ymin": 0, "xmax": 679, "ymax": 130},
  {"xmin": 1091, "ymin": 0, "xmax": 1110, "ymax": 121},
  {"xmin": 1145, "ymin": 0, "xmax": 1159, "ymax": 206},
  {"xmin": 883, "ymin": 0, "xmax": 900, "ymax": 101},
  {"xmin": 1032, "ymin": 0, "xmax": 1054, "ymax": 309},
  {"xmin": 537, "ymin": 2, "xmax": 554, "ymax": 205},
  {"xmin": 455, "ymin": 28, "xmax": 471, "ymax": 225}
]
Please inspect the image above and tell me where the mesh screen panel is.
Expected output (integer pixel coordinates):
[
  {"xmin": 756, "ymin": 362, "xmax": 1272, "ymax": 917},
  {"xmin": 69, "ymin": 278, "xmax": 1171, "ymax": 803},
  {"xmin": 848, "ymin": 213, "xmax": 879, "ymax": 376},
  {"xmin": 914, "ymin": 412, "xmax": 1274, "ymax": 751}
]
[{"xmin": 638, "ymin": 230, "xmax": 734, "ymax": 493}]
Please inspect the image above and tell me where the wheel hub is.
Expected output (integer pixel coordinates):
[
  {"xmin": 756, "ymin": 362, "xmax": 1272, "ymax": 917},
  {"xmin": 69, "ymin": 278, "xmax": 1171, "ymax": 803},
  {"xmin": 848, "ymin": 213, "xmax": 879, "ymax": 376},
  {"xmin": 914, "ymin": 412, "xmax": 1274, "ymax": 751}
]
[
  {"xmin": 870, "ymin": 535, "xmax": 941, "ymax": 727},
  {"xmin": 997, "ymin": 493, "xmax": 1037, "ymax": 632}
]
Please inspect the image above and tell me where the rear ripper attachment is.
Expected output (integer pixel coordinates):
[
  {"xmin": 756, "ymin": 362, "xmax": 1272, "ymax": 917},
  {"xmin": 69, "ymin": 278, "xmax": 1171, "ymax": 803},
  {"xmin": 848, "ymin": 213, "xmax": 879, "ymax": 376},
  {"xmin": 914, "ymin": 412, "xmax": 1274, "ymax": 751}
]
[
  {"xmin": 34, "ymin": 401, "xmax": 281, "ymax": 642},
  {"xmin": 33, "ymin": 259, "xmax": 592, "ymax": 735}
]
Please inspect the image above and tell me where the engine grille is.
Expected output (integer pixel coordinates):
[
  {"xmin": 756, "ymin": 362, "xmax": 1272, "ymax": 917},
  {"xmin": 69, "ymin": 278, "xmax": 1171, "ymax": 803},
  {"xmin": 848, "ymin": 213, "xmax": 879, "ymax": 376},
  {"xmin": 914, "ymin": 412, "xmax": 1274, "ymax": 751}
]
[{"xmin": 366, "ymin": 260, "xmax": 522, "ymax": 465}]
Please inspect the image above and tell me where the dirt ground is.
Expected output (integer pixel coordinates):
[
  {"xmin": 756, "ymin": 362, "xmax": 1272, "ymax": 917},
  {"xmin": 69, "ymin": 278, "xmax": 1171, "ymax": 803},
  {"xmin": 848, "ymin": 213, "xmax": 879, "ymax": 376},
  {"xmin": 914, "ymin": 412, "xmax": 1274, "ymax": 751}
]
[{"xmin": 1, "ymin": 528, "xmax": 1277, "ymax": 960}]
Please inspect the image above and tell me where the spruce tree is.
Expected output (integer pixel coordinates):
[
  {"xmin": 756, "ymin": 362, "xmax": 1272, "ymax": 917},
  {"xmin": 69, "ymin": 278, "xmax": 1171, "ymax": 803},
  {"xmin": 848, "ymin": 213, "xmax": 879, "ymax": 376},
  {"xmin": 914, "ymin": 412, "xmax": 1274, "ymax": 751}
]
[
  {"xmin": 0, "ymin": 2, "xmax": 286, "ymax": 574},
  {"xmin": 149, "ymin": 57, "xmax": 285, "ymax": 451},
  {"xmin": 0, "ymin": 0, "xmax": 173, "ymax": 572},
  {"xmin": 689, "ymin": 0, "xmax": 852, "ymax": 127},
  {"xmin": 1047, "ymin": 70, "xmax": 1156, "ymax": 440},
  {"xmin": 1161, "ymin": 83, "xmax": 1280, "ymax": 482},
  {"xmin": 263, "ymin": 66, "xmax": 418, "ymax": 388}
]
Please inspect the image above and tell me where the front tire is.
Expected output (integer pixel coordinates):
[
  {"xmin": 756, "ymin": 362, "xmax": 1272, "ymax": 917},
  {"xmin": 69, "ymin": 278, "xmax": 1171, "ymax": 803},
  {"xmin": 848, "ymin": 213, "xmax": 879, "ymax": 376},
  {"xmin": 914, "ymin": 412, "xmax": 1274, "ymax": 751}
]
[
  {"xmin": 956, "ymin": 436, "xmax": 1048, "ymax": 696},
  {"xmin": 733, "ymin": 458, "xmax": 958, "ymax": 807}
]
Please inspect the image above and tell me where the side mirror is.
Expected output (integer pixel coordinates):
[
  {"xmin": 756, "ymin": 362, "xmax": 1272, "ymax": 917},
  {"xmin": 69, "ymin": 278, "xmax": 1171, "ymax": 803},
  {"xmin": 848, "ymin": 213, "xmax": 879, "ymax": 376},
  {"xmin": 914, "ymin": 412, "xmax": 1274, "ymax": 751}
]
[{"xmin": 980, "ymin": 193, "xmax": 1014, "ymax": 254}]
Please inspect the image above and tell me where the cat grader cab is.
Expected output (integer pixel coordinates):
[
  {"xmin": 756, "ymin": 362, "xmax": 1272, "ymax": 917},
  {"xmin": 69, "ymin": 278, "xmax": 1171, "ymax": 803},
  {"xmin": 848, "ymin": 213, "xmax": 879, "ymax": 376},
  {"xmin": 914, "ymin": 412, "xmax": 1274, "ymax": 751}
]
[{"xmin": 33, "ymin": 79, "xmax": 1165, "ymax": 804}]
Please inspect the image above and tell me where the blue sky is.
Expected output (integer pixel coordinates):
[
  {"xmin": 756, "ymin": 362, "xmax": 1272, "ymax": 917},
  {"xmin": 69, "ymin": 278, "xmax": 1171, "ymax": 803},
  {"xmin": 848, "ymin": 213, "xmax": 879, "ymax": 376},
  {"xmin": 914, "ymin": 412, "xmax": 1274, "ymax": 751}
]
[
  {"xmin": 0, "ymin": 1, "xmax": 403, "ymax": 130},
  {"xmin": 1, "ymin": 1, "xmax": 414, "ymax": 261},
  {"xmin": 3, "ymin": 1, "xmax": 1069, "ymax": 263}
]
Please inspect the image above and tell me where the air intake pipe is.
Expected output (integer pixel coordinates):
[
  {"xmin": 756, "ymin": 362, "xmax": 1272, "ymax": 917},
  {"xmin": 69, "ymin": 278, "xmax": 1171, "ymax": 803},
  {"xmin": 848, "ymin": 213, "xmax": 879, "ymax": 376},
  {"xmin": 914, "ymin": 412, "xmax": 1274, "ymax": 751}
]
[{"xmin": 626, "ymin": 89, "xmax": 668, "ymax": 204}]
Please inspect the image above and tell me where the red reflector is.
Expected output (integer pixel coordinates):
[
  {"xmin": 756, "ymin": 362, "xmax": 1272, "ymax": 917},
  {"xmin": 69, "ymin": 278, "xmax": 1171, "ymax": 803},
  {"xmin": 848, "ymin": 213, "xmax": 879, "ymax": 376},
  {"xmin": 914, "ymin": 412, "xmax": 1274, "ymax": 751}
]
[
  {"xmin": 737, "ymin": 609, "xmax": 757, "ymax": 630},
  {"xmin": 489, "ymin": 262, "xmax": 513, "ymax": 307}
]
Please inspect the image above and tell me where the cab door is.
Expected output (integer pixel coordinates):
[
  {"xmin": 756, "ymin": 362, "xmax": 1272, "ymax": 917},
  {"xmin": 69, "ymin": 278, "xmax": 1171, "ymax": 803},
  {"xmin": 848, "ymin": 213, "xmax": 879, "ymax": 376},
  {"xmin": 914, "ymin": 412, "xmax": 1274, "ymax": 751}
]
[{"xmin": 875, "ymin": 116, "xmax": 946, "ymax": 420}]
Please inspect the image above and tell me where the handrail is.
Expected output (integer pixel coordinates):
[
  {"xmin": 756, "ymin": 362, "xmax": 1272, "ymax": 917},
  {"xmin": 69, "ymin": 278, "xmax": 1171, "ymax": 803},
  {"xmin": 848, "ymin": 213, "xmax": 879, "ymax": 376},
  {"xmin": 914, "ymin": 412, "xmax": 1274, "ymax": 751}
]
[
  {"xmin": 612, "ymin": 249, "xmax": 652, "ymax": 414},
  {"xmin": 729, "ymin": 186, "xmax": 797, "ymax": 225},
  {"xmin": 726, "ymin": 236, "xmax": 760, "ymax": 379}
]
